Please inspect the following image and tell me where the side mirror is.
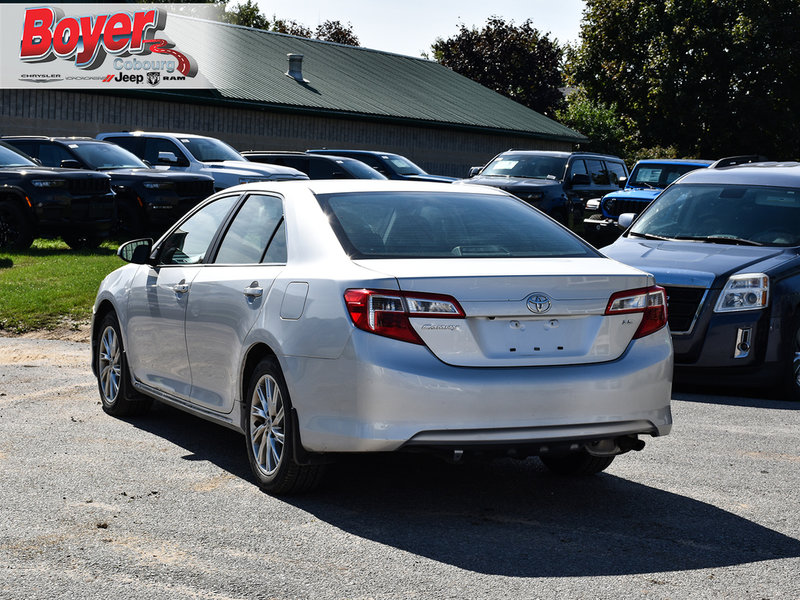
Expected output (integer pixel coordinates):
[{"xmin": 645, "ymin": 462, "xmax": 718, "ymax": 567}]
[
  {"xmin": 585, "ymin": 198, "xmax": 600, "ymax": 211},
  {"xmin": 157, "ymin": 151, "xmax": 179, "ymax": 165},
  {"xmin": 617, "ymin": 176, "xmax": 628, "ymax": 188},
  {"xmin": 571, "ymin": 173, "xmax": 591, "ymax": 186},
  {"xmin": 618, "ymin": 213, "xmax": 636, "ymax": 229},
  {"xmin": 467, "ymin": 166, "xmax": 483, "ymax": 178},
  {"xmin": 60, "ymin": 159, "xmax": 82, "ymax": 169},
  {"xmin": 117, "ymin": 238, "xmax": 154, "ymax": 264}
]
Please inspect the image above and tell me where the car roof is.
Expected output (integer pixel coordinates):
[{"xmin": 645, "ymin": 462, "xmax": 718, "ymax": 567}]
[
  {"xmin": 636, "ymin": 158, "xmax": 714, "ymax": 166},
  {"xmin": 222, "ymin": 178, "xmax": 510, "ymax": 197},
  {"xmin": 676, "ymin": 162, "xmax": 800, "ymax": 187},
  {"xmin": 99, "ymin": 132, "xmax": 207, "ymax": 139},
  {"xmin": 308, "ymin": 149, "xmax": 401, "ymax": 157},
  {"xmin": 498, "ymin": 150, "xmax": 625, "ymax": 160}
]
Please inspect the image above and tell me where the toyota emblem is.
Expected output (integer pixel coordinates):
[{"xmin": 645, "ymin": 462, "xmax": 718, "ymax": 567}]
[{"xmin": 526, "ymin": 293, "xmax": 552, "ymax": 314}]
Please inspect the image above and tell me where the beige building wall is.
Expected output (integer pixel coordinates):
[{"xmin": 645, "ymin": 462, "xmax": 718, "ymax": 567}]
[{"xmin": 1, "ymin": 90, "xmax": 574, "ymax": 178}]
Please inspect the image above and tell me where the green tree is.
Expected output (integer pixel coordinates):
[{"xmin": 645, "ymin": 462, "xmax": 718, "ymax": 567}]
[
  {"xmin": 572, "ymin": 0, "xmax": 800, "ymax": 159},
  {"xmin": 225, "ymin": 0, "xmax": 268, "ymax": 29},
  {"xmin": 432, "ymin": 17, "xmax": 564, "ymax": 117},
  {"xmin": 314, "ymin": 20, "xmax": 360, "ymax": 46},
  {"xmin": 556, "ymin": 89, "xmax": 631, "ymax": 158}
]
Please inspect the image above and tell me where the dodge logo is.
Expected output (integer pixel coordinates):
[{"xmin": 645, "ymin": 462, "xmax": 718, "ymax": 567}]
[{"xmin": 526, "ymin": 293, "xmax": 552, "ymax": 314}]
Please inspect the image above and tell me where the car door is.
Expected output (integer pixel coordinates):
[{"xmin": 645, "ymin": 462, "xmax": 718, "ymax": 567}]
[
  {"xmin": 125, "ymin": 194, "xmax": 240, "ymax": 398},
  {"xmin": 184, "ymin": 193, "xmax": 286, "ymax": 412}
]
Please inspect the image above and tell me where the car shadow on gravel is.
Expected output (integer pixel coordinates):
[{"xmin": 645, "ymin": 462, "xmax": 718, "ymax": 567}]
[
  {"xmin": 673, "ymin": 384, "xmax": 800, "ymax": 409},
  {"xmin": 125, "ymin": 402, "xmax": 800, "ymax": 578}
]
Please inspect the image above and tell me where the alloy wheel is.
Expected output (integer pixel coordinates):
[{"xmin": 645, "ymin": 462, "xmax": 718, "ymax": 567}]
[
  {"xmin": 250, "ymin": 374, "xmax": 286, "ymax": 477},
  {"xmin": 98, "ymin": 325, "xmax": 122, "ymax": 405}
]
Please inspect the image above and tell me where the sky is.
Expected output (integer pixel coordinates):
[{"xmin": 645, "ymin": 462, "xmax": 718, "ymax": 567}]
[{"xmin": 256, "ymin": 0, "xmax": 587, "ymax": 58}]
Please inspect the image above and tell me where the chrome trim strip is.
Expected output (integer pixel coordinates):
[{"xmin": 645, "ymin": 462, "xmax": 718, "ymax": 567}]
[{"xmin": 133, "ymin": 380, "xmax": 236, "ymax": 426}]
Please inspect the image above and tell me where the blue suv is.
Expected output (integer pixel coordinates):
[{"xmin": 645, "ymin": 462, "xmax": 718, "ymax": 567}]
[{"xmin": 584, "ymin": 158, "xmax": 712, "ymax": 244}]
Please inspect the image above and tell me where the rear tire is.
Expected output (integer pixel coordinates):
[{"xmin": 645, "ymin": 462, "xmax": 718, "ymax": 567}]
[
  {"xmin": 540, "ymin": 451, "xmax": 614, "ymax": 475},
  {"xmin": 96, "ymin": 312, "xmax": 152, "ymax": 417},
  {"xmin": 245, "ymin": 357, "xmax": 325, "ymax": 494},
  {"xmin": 0, "ymin": 201, "xmax": 34, "ymax": 250}
]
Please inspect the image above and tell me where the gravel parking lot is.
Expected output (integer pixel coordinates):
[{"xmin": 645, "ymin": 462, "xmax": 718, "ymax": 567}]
[{"xmin": 1, "ymin": 334, "xmax": 799, "ymax": 600}]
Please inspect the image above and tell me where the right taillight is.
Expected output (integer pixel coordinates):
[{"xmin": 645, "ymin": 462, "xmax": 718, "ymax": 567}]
[
  {"xmin": 605, "ymin": 286, "xmax": 668, "ymax": 339},
  {"xmin": 344, "ymin": 288, "xmax": 464, "ymax": 345}
]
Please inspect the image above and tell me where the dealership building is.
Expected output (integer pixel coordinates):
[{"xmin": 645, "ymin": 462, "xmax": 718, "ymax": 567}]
[{"xmin": 1, "ymin": 15, "xmax": 586, "ymax": 177}]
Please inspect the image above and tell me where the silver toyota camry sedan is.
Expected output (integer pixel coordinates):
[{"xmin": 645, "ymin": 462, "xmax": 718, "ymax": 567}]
[{"xmin": 92, "ymin": 180, "xmax": 673, "ymax": 494}]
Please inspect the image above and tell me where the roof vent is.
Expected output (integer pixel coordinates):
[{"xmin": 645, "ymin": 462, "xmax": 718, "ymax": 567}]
[{"xmin": 286, "ymin": 54, "xmax": 308, "ymax": 83}]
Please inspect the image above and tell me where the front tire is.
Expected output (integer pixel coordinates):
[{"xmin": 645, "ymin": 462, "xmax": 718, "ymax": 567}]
[
  {"xmin": 96, "ymin": 312, "xmax": 152, "ymax": 417},
  {"xmin": 540, "ymin": 451, "xmax": 614, "ymax": 475},
  {"xmin": 245, "ymin": 357, "xmax": 324, "ymax": 494},
  {"xmin": 780, "ymin": 317, "xmax": 800, "ymax": 402},
  {"xmin": 0, "ymin": 201, "xmax": 34, "ymax": 250}
]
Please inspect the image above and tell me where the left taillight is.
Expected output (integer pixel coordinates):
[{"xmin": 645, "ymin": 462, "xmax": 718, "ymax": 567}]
[
  {"xmin": 344, "ymin": 288, "xmax": 465, "ymax": 345},
  {"xmin": 605, "ymin": 286, "xmax": 668, "ymax": 339}
]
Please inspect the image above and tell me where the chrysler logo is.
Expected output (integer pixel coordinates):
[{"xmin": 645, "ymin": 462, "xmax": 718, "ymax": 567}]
[{"xmin": 526, "ymin": 293, "xmax": 552, "ymax": 314}]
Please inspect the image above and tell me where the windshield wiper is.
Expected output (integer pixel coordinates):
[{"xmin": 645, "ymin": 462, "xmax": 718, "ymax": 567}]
[
  {"xmin": 674, "ymin": 235, "xmax": 763, "ymax": 246},
  {"xmin": 628, "ymin": 231, "xmax": 673, "ymax": 241}
]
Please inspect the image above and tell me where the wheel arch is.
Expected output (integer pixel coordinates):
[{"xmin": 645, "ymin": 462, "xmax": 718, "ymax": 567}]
[
  {"xmin": 91, "ymin": 299, "xmax": 118, "ymax": 377},
  {"xmin": 239, "ymin": 342, "xmax": 280, "ymax": 430}
]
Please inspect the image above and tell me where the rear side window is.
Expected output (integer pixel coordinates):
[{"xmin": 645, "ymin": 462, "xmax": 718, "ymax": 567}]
[
  {"xmin": 215, "ymin": 194, "xmax": 284, "ymax": 264},
  {"xmin": 316, "ymin": 191, "xmax": 598, "ymax": 259}
]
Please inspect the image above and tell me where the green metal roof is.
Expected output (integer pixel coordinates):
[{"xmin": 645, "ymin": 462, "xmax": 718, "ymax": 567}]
[{"xmin": 162, "ymin": 17, "xmax": 586, "ymax": 143}]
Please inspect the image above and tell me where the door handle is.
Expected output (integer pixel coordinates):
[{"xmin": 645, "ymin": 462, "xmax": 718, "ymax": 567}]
[
  {"xmin": 172, "ymin": 283, "xmax": 189, "ymax": 294},
  {"xmin": 243, "ymin": 281, "xmax": 263, "ymax": 298}
]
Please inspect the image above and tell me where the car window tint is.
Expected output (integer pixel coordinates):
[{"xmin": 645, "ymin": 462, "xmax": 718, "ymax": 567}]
[
  {"xmin": 40, "ymin": 143, "xmax": 74, "ymax": 168},
  {"xmin": 144, "ymin": 138, "xmax": 185, "ymax": 164},
  {"xmin": 316, "ymin": 191, "xmax": 598, "ymax": 259},
  {"xmin": 569, "ymin": 159, "xmax": 588, "ymax": 177},
  {"xmin": 263, "ymin": 219, "xmax": 287, "ymax": 263},
  {"xmin": 215, "ymin": 194, "xmax": 284, "ymax": 264},
  {"xmin": 606, "ymin": 161, "xmax": 627, "ymax": 185},
  {"xmin": 6, "ymin": 141, "xmax": 38, "ymax": 160},
  {"xmin": 586, "ymin": 159, "xmax": 609, "ymax": 186},
  {"xmin": 309, "ymin": 158, "xmax": 346, "ymax": 179},
  {"xmin": 159, "ymin": 195, "xmax": 238, "ymax": 265}
]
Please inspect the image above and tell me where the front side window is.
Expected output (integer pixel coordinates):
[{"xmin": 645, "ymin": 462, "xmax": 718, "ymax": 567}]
[
  {"xmin": 630, "ymin": 183, "xmax": 800, "ymax": 246},
  {"xmin": 38, "ymin": 143, "xmax": 74, "ymax": 168},
  {"xmin": 159, "ymin": 195, "xmax": 238, "ymax": 265},
  {"xmin": 215, "ymin": 194, "xmax": 284, "ymax": 264},
  {"xmin": 586, "ymin": 159, "xmax": 609, "ymax": 186},
  {"xmin": 143, "ymin": 139, "xmax": 186, "ymax": 165},
  {"xmin": 606, "ymin": 161, "xmax": 628, "ymax": 185},
  {"xmin": 316, "ymin": 191, "xmax": 598, "ymax": 259}
]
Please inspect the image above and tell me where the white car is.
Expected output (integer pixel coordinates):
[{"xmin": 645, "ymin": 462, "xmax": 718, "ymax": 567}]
[
  {"xmin": 92, "ymin": 180, "xmax": 673, "ymax": 494},
  {"xmin": 97, "ymin": 131, "xmax": 308, "ymax": 190}
]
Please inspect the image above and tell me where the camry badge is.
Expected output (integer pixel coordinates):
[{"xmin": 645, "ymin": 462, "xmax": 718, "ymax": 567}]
[{"xmin": 526, "ymin": 293, "xmax": 552, "ymax": 314}]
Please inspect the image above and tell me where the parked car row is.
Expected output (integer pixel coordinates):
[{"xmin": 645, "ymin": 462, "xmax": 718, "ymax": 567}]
[{"xmin": 76, "ymin": 130, "xmax": 798, "ymax": 496}]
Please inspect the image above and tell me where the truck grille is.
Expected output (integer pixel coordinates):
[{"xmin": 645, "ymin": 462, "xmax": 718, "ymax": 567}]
[
  {"xmin": 663, "ymin": 285, "xmax": 707, "ymax": 333},
  {"xmin": 176, "ymin": 180, "xmax": 213, "ymax": 198},
  {"xmin": 602, "ymin": 198, "xmax": 650, "ymax": 217},
  {"xmin": 68, "ymin": 177, "xmax": 111, "ymax": 195}
]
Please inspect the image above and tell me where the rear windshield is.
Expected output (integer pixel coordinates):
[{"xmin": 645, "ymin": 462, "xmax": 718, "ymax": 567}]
[{"xmin": 316, "ymin": 191, "xmax": 599, "ymax": 258}]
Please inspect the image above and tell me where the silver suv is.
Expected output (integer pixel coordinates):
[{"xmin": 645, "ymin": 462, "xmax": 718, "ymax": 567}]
[{"xmin": 98, "ymin": 132, "xmax": 308, "ymax": 190}]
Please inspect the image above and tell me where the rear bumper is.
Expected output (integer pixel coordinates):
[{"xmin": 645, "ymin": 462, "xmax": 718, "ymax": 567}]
[{"xmin": 282, "ymin": 328, "xmax": 674, "ymax": 453}]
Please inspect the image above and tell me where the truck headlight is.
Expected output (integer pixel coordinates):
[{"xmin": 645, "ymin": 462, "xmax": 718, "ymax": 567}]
[
  {"xmin": 714, "ymin": 273, "xmax": 769, "ymax": 312},
  {"xmin": 31, "ymin": 179, "xmax": 66, "ymax": 188},
  {"xmin": 143, "ymin": 181, "xmax": 173, "ymax": 190},
  {"xmin": 520, "ymin": 192, "xmax": 544, "ymax": 202}
]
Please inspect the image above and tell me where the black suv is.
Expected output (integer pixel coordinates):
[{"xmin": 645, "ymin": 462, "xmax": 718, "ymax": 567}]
[
  {"xmin": 4, "ymin": 137, "xmax": 215, "ymax": 238},
  {"xmin": 462, "ymin": 150, "xmax": 628, "ymax": 225},
  {"xmin": 0, "ymin": 141, "xmax": 114, "ymax": 250},
  {"xmin": 242, "ymin": 151, "xmax": 386, "ymax": 180},
  {"xmin": 306, "ymin": 149, "xmax": 456, "ymax": 182}
]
